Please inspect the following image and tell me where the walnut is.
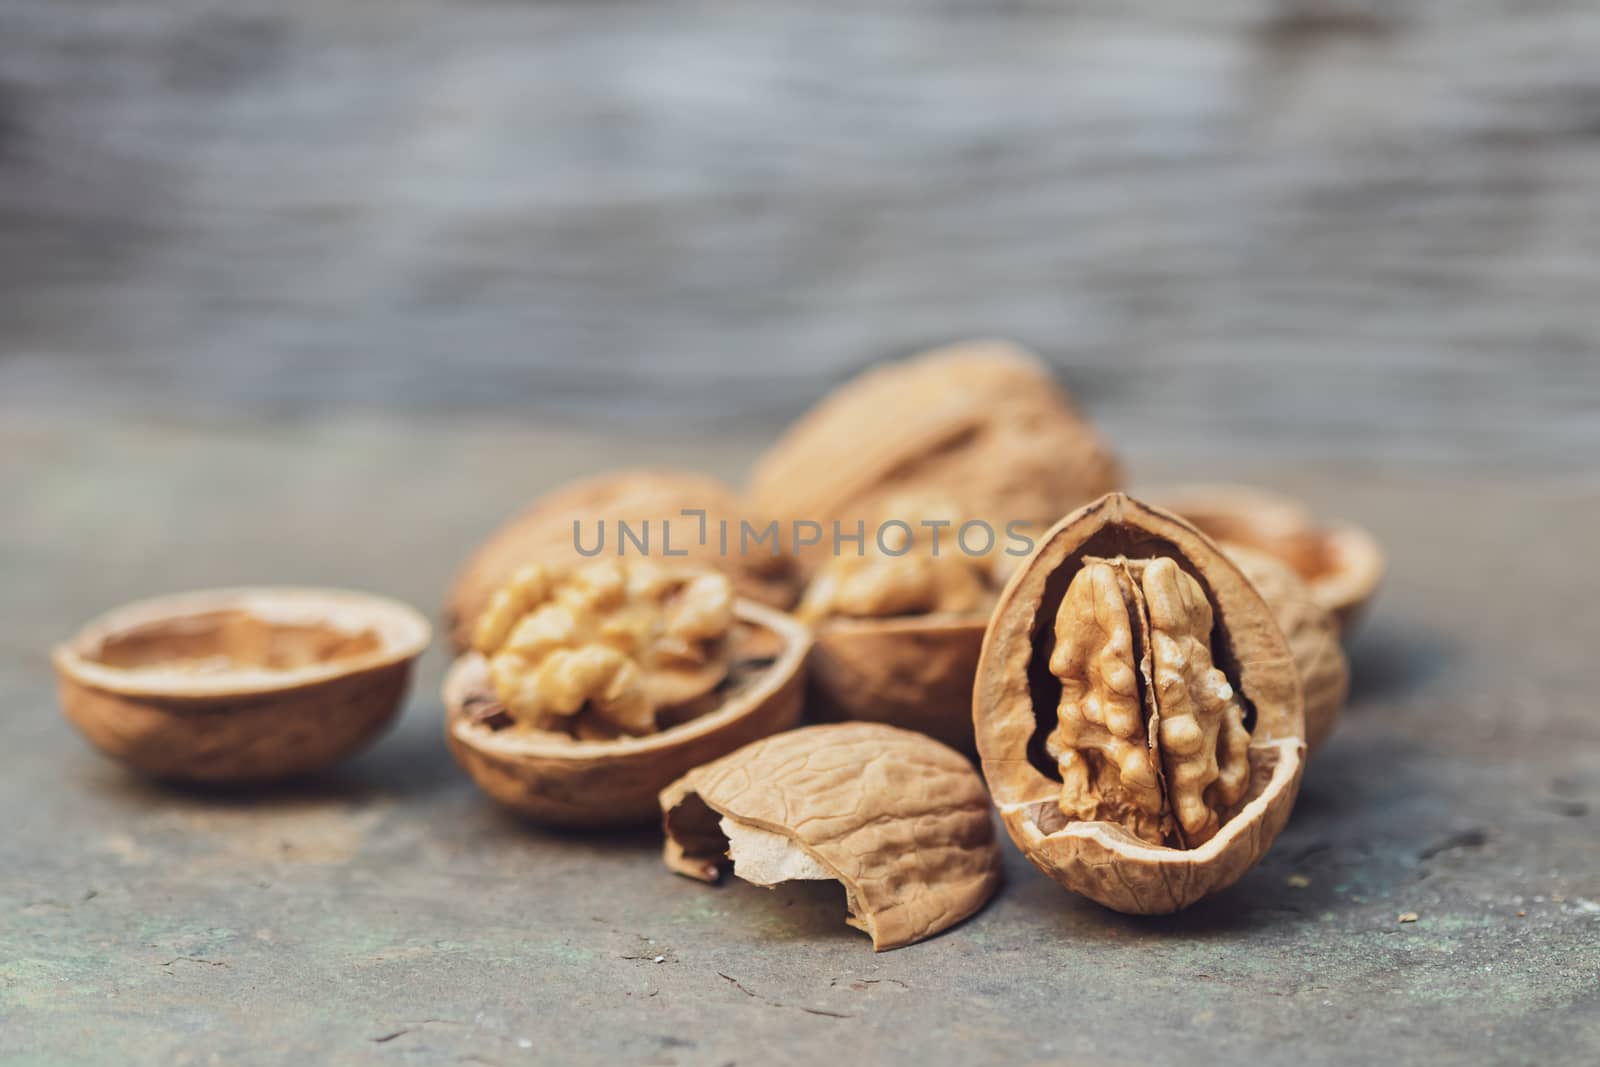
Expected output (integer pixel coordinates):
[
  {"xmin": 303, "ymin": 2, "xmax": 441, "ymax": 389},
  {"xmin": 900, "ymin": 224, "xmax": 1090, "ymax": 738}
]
[
  {"xmin": 444, "ymin": 590, "xmax": 811, "ymax": 827},
  {"xmin": 797, "ymin": 493, "xmax": 1000, "ymax": 755},
  {"xmin": 471, "ymin": 560, "xmax": 734, "ymax": 739},
  {"xmin": 748, "ymin": 340, "xmax": 1120, "ymax": 571},
  {"xmin": 660, "ymin": 723, "xmax": 1003, "ymax": 951},
  {"xmin": 1046, "ymin": 557, "xmax": 1251, "ymax": 848},
  {"xmin": 796, "ymin": 494, "xmax": 994, "ymax": 624},
  {"xmin": 53, "ymin": 587, "xmax": 430, "ymax": 784},
  {"xmin": 445, "ymin": 468, "xmax": 798, "ymax": 652},
  {"xmin": 974, "ymin": 493, "xmax": 1307, "ymax": 914},
  {"xmin": 797, "ymin": 545, "xmax": 989, "ymax": 623},
  {"xmin": 1151, "ymin": 484, "xmax": 1384, "ymax": 636},
  {"xmin": 1222, "ymin": 542, "xmax": 1350, "ymax": 754}
]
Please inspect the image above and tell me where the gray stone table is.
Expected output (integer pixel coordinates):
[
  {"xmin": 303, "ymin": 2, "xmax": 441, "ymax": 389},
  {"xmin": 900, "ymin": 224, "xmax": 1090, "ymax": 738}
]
[{"xmin": 1, "ymin": 420, "xmax": 1595, "ymax": 1065}]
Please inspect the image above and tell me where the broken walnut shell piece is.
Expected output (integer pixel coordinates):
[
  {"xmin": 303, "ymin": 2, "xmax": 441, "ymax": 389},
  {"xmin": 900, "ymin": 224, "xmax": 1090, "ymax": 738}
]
[
  {"xmin": 53, "ymin": 587, "xmax": 430, "ymax": 784},
  {"xmin": 974, "ymin": 494, "xmax": 1306, "ymax": 914},
  {"xmin": 445, "ymin": 468, "xmax": 798, "ymax": 652},
  {"xmin": 747, "ymin": 340, "xmax": 1121, "ymax": 571},
  {"xmin": 444, "ymin": 600, "xmax": 809, "ymax": 827},
  {"xmin": 659, "ymin": 722, "xmax": 1002, "ymax": 951},
  {"xmin": 1150, "ymin": 484, "xmax": 1384, "ymax": 636},
  {"xmin": 1221, "ymin": 542, "xmax": 1349, "ymax": 755}
]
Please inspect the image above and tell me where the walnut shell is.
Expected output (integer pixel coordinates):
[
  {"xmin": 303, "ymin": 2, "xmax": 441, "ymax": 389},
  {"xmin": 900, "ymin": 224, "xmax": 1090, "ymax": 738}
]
[
  {"xmin": 1150, "ymin": 484, "xmax": 1384, "ymax": 636},
  {"xmin": 659, "ymin": 722, "xmax": 1002, "ymax": 951},
  {"xmin": 974, "ymin": 493, "xmax": 1306, "ymax": 914},
  {"xmin": 1222, "ymin": 542, "xmax": 1350, "ymax": 754},
  {"xmin": 444, "ymin": 600, "xmax": 809, "ymax": 827},
  {"xmin": 52, "ymin": 588, "xmax": 430, "ymax": 784},
  {"xmin": 747, "ymin": 340, "xmax": 1120, "ymax": 570},
  {"xmin": 445, "ymin": 469, "xmax": 798, "ymax": 651},
  {"xmin": 807, "ymin": 616, "xmax": 986, "ymax": 757}
]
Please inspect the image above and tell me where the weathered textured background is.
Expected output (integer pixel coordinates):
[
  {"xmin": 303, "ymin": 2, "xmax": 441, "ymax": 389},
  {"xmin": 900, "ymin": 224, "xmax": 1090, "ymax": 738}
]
[
  {"xmin": 1, "ymin": 1, "xmax": 1598, "ymax": 1065},
  {"xmin": 1, "ymin": 0, "xmax": 1597, "ymax": 469}
]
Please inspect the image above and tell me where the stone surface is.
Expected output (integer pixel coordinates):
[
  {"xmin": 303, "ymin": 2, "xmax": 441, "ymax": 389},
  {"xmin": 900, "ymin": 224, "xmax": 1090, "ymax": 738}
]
[{"xmin": 1, "ymin": 420, "xmax": 1596, "ymax": 1065}]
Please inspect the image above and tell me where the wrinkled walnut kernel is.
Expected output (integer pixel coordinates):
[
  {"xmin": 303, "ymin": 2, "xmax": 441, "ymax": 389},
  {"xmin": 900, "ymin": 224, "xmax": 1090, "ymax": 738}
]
[
  {"xmin": 471, "ymin": 560, "xmax": 734, "ymax": 738},
  {"xmin": 797, "ymin": 496, "xmax": 995, "ymax": 624},
  {"xmin": 1047, "ymin": 556, "xmax": 1250, "ymax": 848}
]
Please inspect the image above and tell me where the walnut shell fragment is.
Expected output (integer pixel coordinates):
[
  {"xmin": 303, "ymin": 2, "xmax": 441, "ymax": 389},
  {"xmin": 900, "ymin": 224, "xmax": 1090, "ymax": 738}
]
[
  {"xmin": 659, "ymin": 723, "xmax": 1002, "ymax": 950},
  {"xmin": 445, "ymin": 469, "xmax": 798, "ymax": 651},
  {"xmin": 444, "ymin": 600, "xmax": 809, "ymax": 827},
  {"xmin": 1222, "ymin": 542, "xmax": 1350, "ymax": 754},
  {"xmin": 747, "ymin": 340, "xmax": 1120, "ymax": 570},
  {"xmin": 974, "ymin": 494, "xmax": 1306, "ymax": 914},
  {"xmin": 53, "ymin": 587, "xmax": 430, "ymax": 784},
  {"xmin": 1150, "ymin": 484, "xmax": 1384, "ymax": 636}
]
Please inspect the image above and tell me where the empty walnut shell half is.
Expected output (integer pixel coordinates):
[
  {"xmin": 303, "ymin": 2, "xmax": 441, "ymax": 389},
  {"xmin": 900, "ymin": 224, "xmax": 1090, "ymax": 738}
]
[
  {"xmin": 1150, "ymin": 484, "xmax": 1384, "ymax": 636},
  {"xmin": 660, "ymin": 722, "xmax": 1002, "ymax": 951},
  {"xmin": 53, "ymin": 588, "xmax": 431, "ymax": 784},
  {"xmin": 445, "ymin": 468, "xmax": 798, "ymax": 651},
  {"xmin": 747, "ymin": 340, "xmax": 1120, "ymax": 570},
  {"xmin": 974, "ymin": 494, "xmax": 1306, "ymax": 914},
  {"xmin": 1222, "ymin": 542, "xmax": 1350, "ymax": 755},
  {"xmin": 444, "ymin": 600, "xmax": 809, "ymax": 827}
]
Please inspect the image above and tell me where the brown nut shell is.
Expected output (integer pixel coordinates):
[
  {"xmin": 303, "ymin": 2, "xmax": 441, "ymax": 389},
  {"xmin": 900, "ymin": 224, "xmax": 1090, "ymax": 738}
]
[
  {"xmin": 974, "ymin": 493, "xmax": 1306, "ymax": 914},
  {"xmin": 659, "ymin": 722, "xmax": 1002, "ymax": 951},
  {"xmin": 444, "ymin": 600, "xmax": 809, "ymax": 827},
  {"xmin": 747, "ymin": 340, "xmax": 1120, "ymax": 570},
  {"xmin": 53, "ymin": 587, "xmax": 430, "ymax": 784},
  {"xmin": 445, "ymin": 469, "xmax": 798, "ymax": 651},
  {"xmin": 807, "ymin": 615, "xmax": 987, "ymax": 757},
  {"xmin": 1222, "ymin": 542, "xmax": 1350, "ymax": 754},
  {"xmin": 1150, "ymin": 484, "xmax": 1384, "ymax": 636}
]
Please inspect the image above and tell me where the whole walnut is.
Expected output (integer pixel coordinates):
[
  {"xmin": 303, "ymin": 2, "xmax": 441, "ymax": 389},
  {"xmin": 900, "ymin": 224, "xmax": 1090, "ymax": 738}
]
[{"xmin": 747, "ymin": 341, "xmax": 1120, "ymax": 570}]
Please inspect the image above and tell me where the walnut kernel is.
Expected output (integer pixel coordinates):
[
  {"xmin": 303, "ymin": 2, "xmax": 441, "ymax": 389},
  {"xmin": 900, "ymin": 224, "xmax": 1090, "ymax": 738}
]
[
  {"xmin": 472, "ymin": 560, "xmax": 735, "ymax": 738},
  {"xmin": 444, "ymin": 468, "xmax": 798, "ymax": 652},
  {"xmin": 796, "ymin": 495, "xmax": 994, "ymax": 624},
  {"xmin": 444, "ymin": 597, "xmax": 810, "ymax": 828},
  {"xmin": 1048, "ymin": 557, "xmax": 1251, "ymax": 848}
]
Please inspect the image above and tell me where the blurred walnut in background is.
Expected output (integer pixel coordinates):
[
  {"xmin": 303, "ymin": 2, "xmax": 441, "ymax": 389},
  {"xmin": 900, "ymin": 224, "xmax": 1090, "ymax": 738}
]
[{"xmin": 748, "ymin": 341, "xmax": 1121, "ymax": 573}]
